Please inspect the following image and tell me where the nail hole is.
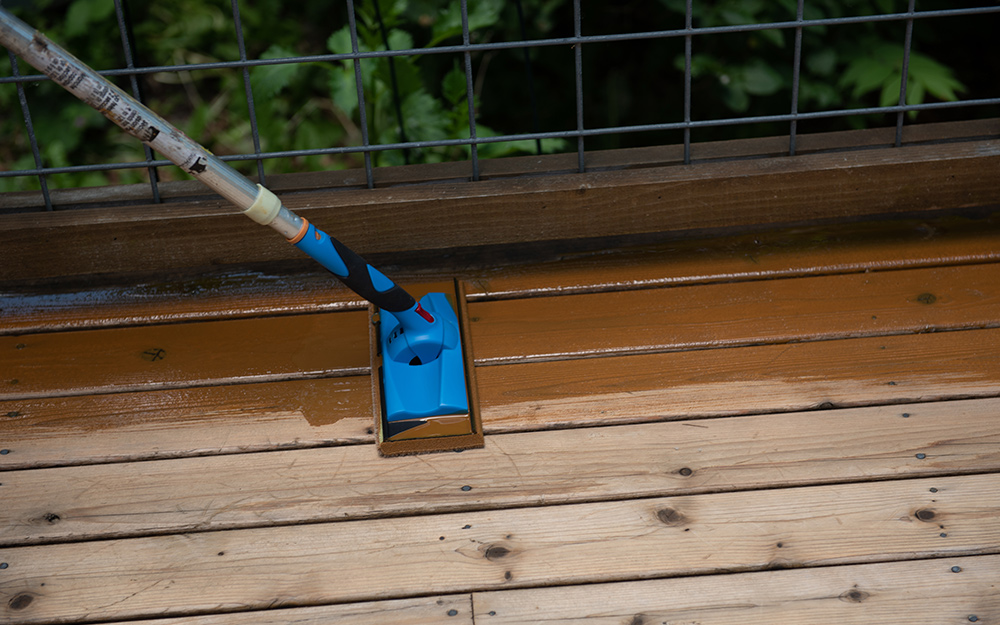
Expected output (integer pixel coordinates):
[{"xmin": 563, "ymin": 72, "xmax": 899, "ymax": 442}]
[
  {"xmin": 461, "ymin": 485, "xmax": 472, "ymax": 491},
  {"xmin": 916, "ymin": 453, "xmax": 926, "ymax": 459}
]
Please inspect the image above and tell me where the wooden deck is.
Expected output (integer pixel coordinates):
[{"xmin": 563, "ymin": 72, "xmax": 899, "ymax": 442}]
[{"xmin": 2, "ymin": 211, "xmax": 1000, "ymax": 623}]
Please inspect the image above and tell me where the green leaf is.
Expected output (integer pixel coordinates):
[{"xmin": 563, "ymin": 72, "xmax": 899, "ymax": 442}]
[
  {"xmin": 431, "ymin": 0, "xmax": 503, "ymax": 45},
  {"xmin": 879, "ymin": 74, "xmax": 902, "ymax": 108},
  {"xmin": 723, "ymin": 85, "xmax": 750, "ymax": 112},
  {"xmin": 251, "ymin": 45, "xmax": 301, "ymax": 99},
  {"xmin": 386, "ymin": 28, "xmax": 413, "ymax": 52},
  {"xmin": 806, "ymin": 49, "xmax": 837, "ymax": 76},
  {"xmin": 742, "ymin": 60, "xmax": 783, "ymax": 96},
  {"xmin": 839, "ymin": 50, "xmax": 896, "ymax": 99},
  {"xmin": 65, "ymin": 0, "xmax": 115, "ymax": 38},
  {"xmin": 442, "ymin": 62, "xmax": 467, "ymax": 105},
  {"xmin": 329, "ymin": 69, "xmax": 360, "ymax": 118},
  {"xmin": 907, "ymin": 52, "xmax": 965, "ymax": 102},
  {"xmin": 327, "ymin": 26, "xmax": 356, "ymax": 58}
]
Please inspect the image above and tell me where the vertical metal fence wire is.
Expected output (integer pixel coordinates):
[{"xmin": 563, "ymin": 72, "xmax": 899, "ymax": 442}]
[
  {"xmin": 788, "ymin": 0, "xmax": 804, "ymax": 156},
  {"xmin": 461, "ymin": 0, "xmax": 480, "ymax": 181},
  {"xmin": 231, "ymin": 0, "xmax": 267, "ymax": 186},
  {"xmin": 683, "ymin": 0, "xmax": 693, "ymax": 165},
  {"xmin": 5, "ymin": 44, "xmax": 52, "ymax": 210},
  {"xmin": 572, "ymin": 0, "xmax": 584, "ymax": 173},
  {"xmin": 346, "ymin": 0, "xmax": 374, "ymax": 189},
  {"xmin": 896, "ymin": 0, "xmax": 917, "ymax": 148},
  {"xmin": 2, "ymin": 2, "xmax": 1000, "ymax": 212},
  {"xmin": 113, "ymin": 0, "xmax": 160, "ymax": 203}
]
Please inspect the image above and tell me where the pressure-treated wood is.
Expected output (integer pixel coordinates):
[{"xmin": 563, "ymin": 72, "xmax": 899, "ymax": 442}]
[
  {"xmin": 3, "ymin": 398, "xmax": 998, "ymax": 545},
  {"xmin": 478, "ymin": 327, "xmax": 1000, "ymax": 431},
  {"xmin": 5, "ymin": 210, "xmax": 1000, "ymax": 335},
  {"xmin": 0, "ymin": 377, "xmax": 373, "ymax": 469},
  {"xmin": 101, "ymin": 596, "xmax": 474, "ymax": 625},
  {"xmin": 1, "ymin": 474, "xmax": 996, "ymax": 623},
  {"xmin": 473, "ymin": 555, "xmax": 1000, "ymax": 625},
  {"xmin": 0, "ymin": 311, "xmax": 368, "ymax": 400},
  {"xmin": 470, "ymin": 262, "xmax": 1000, "ymax": 363},
  {"xmin": 2, "ymin": 126, "xmax": 999, "ymax": 623},
  {"xmin": 4, "ymin": 325, "xmax": 1000, "ymax": 469}
]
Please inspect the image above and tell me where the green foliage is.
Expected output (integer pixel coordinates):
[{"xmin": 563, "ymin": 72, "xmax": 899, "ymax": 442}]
[{"xmin": 0, "ymin": 0, "xmax": 978, "ymax": 194}]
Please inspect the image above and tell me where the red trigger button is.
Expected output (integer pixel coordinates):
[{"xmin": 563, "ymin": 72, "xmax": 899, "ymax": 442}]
[{"xmin": 415, "ymin": 303, "xmax": 435, "ymax": 323}]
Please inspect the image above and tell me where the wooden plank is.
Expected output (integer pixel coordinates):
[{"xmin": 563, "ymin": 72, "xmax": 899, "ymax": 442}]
[
  {"xmin": 4, "ymin": 328, "xmax": 1000, "ymax": 468},
  {"xmin": 472, "ymin": 555, "xmax": 1000, "ymax": 625},
  {"xmin": 470, "ymin": 262, "xmax": 1000, "ymax": 364},
  {"xmin": 0, "ymin": 310, "xmax": 369, "ymax": 400},
  {"xmin": 0, "ymin": 377, "xmax": 373, "ymax": 470},
  {"xmin": 103, "ymin": 595, "xmax": 473, "ymax": 625},
  {"xmin": 5, "ymin": 118, "xmax": 994, "ymax": 211},
  {"xmin": 472, "ymin": 210, "xmax": 1000, "ymax": 301},
  {"xmin": 4, "ymin": 212, "xmax": 1000, "ymax": 335},
  {"xmin": 3, "ymin": 398, "xmax": 999, "ymax": 545},
  {"xmin": 0, "ymin": 474, "xmax": 996, "ymax": 623},
  {"xmin": 6, "ymin": 260, "xmax": 999, "ymax": 400},
  {"xmin": 2, "ymin": 138, "xmax": 997, "ymax": 281},
  {"xmin": 478, "ymin": 328, "xmax": 1000, "ymax": 432}
]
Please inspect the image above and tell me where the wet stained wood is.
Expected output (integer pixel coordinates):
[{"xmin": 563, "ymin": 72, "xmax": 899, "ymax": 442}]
[
  {"xmin": 0, "ymin": 311, "xmax": 369, "ymax": 400},
  {"xmin": 473, "ymin": 555, "xmax": 1000, "ymax": 625},
  {"xmin": 4, "ymin": 211, "xmax": 1000, "ymax": 335},
  {"xmin": 3, "ymin": 327, "xmax": 1000, "ymax": 468},
  {"xmin": 477, "ymin": 327, "xmax": 1000, "ymax": 431},
  {"xmin": 2, "ymin": 138, "xmax": 998, "ymax": 282},
  {"xmin": 0, "ymin": 377, "xmax": 373, "ymax": 470},
  {"xmin": 101, "ymin": 595, "xmax": 473, "ymax": 625},
  {"xmin": 3, "ymin": 398, "xmax": 998, "ymax": 545},
  {"xmin": 470, "ymin": 262, "xmax": 1000, "ymax": 363},
  {"xmin": 1, "ymin": 473, "xmax": 997, "ymax": 624}
]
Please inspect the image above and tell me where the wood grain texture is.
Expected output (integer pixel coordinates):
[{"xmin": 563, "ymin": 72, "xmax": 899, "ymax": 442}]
[
  {"xmin": 0, "ymin": 377, "xmax": 373, "ymax": 470},
  {"xmin": 473, "ymin": 555, "xmax": 1000, "ymax": 625},
  {"xmin": 1, "ymin": 474, "xmax": 996, "ymax": 623},
  {"xmin": 3, "ymin": 398, "xmax": 998, "ymax": 545},
  {"xmin": 4, "ymin": 211, "xmax": 1000, "ymax": 335},
  {"xmin": 0, "ymin": 311, "xmax": 369, "ymax": 400},
  {"xmin": 478, "ymin": 328, "xmax": 1000, "ymax": 431},
  {"xmin": 2, "ymin": 138, "xmax": 997, "ymax": 281},
  {"xmin": 101, "ymin": 595, "xmax": 473, "ymax": 625},
  {"xmin": 470, "ymin": 262, "xmax": 1000, "ymax": 363}
]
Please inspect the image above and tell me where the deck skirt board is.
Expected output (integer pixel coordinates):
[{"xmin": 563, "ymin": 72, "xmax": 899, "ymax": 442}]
[
  {"xmin": 1, "ymin": 473, "xmax": 997, "ymax": 624},
  {"xmin": 3, "ymin": 398, "xmax": 999, "ymax": 546}
]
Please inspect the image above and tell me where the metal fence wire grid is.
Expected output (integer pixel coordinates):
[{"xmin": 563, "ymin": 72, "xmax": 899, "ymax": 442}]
[{"xmin": 1, "ymin": 0, "xmax": 998, "ymax": 212}]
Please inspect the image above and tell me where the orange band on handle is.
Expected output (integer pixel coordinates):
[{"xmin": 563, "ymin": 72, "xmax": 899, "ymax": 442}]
[{"xmin": 287, "ymin": 218, "xmax": 310, "ymax": 244}]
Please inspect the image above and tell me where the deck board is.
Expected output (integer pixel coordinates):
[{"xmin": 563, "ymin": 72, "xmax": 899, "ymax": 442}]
[
  {"xmin": 1, "ymin": 474, "xmax": 997, "ymax": 623},
  {"xmin": 3, "ymin": 398, "xmax": 999, "ymax": 545},
  {"xmin": 2, "ymin": 215, "xmax": 999, "ymax": 624}
]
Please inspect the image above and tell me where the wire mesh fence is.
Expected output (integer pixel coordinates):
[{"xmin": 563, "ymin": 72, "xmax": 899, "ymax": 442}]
[{"xmin": 1, "ymin": 0, "xmax": 998, "ymax": 213}]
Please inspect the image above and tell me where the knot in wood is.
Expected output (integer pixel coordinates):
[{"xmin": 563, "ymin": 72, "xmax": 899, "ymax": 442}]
[
  {"xmin": 8, "ymin": 593, "xmax": 34, "ymax": 611},
  {"xmin": 656, "ymin": 507, "xmax": 687, "ymax": 527},
  {"xmin": 839, "ymin": 588, "xmax": 870, "ymax": 603},
  {"xmin": 914, "ymin": 508, "xmax": 936, "ymax": 522},
  {"xmin": 625, "ymin": 614, "xmax": 647, "ymax": 625},
  {"xmin": 484, "ymin": 544, "xmax": 511, "ymax": 561},
  {"xmin": 916, "ymin": 292, "xmax": 937, "ymax": 305}
]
